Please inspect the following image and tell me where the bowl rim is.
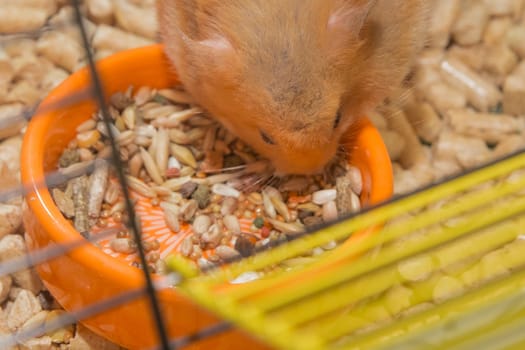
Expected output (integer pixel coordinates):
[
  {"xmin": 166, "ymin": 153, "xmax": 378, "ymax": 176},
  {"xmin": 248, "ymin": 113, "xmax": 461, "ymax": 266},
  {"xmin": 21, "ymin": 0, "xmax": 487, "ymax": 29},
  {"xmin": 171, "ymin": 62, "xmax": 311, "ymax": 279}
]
[{"xmin": 20, "ymin": 44, "xmax": 393, "ymax": 289}]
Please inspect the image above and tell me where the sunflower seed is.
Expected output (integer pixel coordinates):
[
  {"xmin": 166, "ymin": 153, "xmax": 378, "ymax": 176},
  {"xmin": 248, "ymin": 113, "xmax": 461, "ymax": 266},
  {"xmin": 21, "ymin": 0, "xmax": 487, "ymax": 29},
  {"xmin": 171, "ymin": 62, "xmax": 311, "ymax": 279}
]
[{"xmin": 312, "ymin": 189, "xmax": 337, "ymax": 205}]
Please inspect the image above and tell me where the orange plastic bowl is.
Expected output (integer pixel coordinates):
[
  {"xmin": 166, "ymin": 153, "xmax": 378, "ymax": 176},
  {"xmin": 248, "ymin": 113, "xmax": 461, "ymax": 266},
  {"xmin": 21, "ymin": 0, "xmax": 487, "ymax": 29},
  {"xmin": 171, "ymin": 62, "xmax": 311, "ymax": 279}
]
[{"xmin": 20, "ymin": 44, "xmax": 393, "ymax": 350}]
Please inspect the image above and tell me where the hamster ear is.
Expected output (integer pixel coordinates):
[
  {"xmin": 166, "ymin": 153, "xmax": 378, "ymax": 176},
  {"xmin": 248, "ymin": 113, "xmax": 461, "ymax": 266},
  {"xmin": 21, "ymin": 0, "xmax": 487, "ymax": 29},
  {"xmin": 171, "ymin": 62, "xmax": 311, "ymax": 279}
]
[{"xmin": 327, "ymin": 0, "xmax": 377, "ymax": 41}]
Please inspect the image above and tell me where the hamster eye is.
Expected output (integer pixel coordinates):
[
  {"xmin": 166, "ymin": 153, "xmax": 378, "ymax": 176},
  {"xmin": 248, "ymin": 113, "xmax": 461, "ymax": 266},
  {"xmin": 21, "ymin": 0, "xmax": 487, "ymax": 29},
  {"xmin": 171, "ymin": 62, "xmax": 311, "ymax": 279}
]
[
  {"xmin": 260, "ymin": 131, "xmax": 275, "ymax": 145},
  {"xmin": 333, "ymin": 110, "xmax": 342, "ymax": 129}
]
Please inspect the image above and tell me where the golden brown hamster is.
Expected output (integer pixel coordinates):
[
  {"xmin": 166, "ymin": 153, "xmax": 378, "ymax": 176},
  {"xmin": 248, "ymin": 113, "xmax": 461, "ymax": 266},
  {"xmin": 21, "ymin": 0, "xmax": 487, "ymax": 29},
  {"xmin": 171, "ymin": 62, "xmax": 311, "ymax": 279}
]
[{"xmin": 157, "ymin": 0, "xmax": 427, "ymax": 174}]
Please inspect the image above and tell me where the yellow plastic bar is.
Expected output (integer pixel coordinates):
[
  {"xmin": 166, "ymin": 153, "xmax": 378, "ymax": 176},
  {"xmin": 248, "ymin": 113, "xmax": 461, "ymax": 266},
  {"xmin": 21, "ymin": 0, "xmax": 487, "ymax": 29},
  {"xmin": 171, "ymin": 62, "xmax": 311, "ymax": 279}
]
[
  {"xmin": 272, "ymin": 216, "xmax": 524, "ymax": 329},
  {"xmin": 336, "ymin": 262, "xmax": 525, "ymax": 350},
  {"xmin": 238, "ymin": 193, "xmax": 525, "ymax": 312},
  {"xmin": 202, "ymin": 174, "xmax": 525, "ymax": 303},
  {"xmin": 191, "ymin": 152, "xmax": 525, "ymax": 289},
  {"xmin": 316, "ymin": 220, "xmax": 525, "ymax": 344}
]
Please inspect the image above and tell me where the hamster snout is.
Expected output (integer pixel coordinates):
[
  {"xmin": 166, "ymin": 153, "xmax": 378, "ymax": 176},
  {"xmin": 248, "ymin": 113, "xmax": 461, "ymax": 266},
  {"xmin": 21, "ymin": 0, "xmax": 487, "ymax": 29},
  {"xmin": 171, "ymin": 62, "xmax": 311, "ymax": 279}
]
[{"xmin": 157, "ymin": 0, "xmax": 427, "ymax": 175}]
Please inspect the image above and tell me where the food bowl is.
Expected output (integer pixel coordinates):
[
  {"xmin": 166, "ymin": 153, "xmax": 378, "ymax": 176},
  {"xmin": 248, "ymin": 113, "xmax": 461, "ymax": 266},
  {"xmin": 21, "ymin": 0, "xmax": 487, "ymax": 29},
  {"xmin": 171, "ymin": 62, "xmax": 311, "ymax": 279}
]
[{"xmin": 20, "ymin": 44, "xmax": 393, "ymax": 349}]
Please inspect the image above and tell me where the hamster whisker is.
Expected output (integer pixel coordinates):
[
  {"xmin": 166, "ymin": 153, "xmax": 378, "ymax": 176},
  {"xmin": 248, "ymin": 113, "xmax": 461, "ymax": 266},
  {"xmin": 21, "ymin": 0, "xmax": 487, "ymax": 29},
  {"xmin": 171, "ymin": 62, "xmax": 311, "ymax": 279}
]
[{"xmin": 203, "ymin": 164, "xmax": 248, "ymax": 174}]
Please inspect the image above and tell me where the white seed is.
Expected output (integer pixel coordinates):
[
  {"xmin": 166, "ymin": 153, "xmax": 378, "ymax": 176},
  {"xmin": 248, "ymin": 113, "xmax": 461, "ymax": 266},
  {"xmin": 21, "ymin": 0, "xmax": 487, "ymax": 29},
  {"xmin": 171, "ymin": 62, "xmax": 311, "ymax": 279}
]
[
  {"xmin": 220, "ymin": 197, "xmax": 238, "ymax": 216},
  {"xmin": 322, "ymin": 201, "xmax": 338, "ymax": 223},
  {"xmin": 180, "ymin": 236, "xmax": 193, "ymax": 257},
  {"xmin": 162, "ymin": 176, "xmax": 192, "ymax": 191},
  {"xmin": 140, "ymin": 147, "xmax": 163, "ymax": 185},
  {"xmin": 170, "ymin": 143, "xmax": 197, "ymax": 168},
  {"xmin": 216, "ymin": 245, "xmax": 241, "ymax": 260},
  {"xmin": 152, "ymin": 186, "xmax": 171, "ymax": 197},
  {"xmin": 126, "ymin": 175, "xmax": 156, "ymax": 198},
  {"xmin": 128, "ymin": 152, "xmax": 143, "ymax": 178},
  {"xmin": 270, "ymin": 196, "xmax": 291, "ymax": 222},
  {"xmin": 76, "ymin": 119, "xmax": 96, "ymax": 133},
  {"xmin": 168, "ymin": 156, "xmax": 181, "ymax": 170},
  {"xmin": 223, "ymin": 215, "xmax": 241, "ymax": 234},
  {"xmin": 134, "ymin": 86, "xmax": 152, "ymax": 105},
  {"xmin": 267, "ymin": 219, "xmax": 304, "ymax": 236},
  {"xmin": 122, "ymin": 105, "xmax": 136, "ymax": 129},
  {"xmin": 193, "ymin": 172, "xmax": 242, "ymax": 185},
  {"xmin": 322, "ymin": 240, "xmax": 338, "ymax": 251},
  {"xmin": 135, "ymin": 124, "xmax": 156, "ymax": 138},
  {"xmin": 201, "ymin": 224, "xmax": 222, "ymax": 248},
  {"xmin": 110, "ymin": 201, "xmax": 125, "ymax": 215},
  {"xmin": 198, "ymin": 258, "xmax": 215, "ymax": 270},
  {"xmin": 192, "ymin": 215, "xmax": 212, "ymax": 235},
  {"xmin": 263, "ymin": 186, "xmax": 283, "ymax": 201},
  {"xmin": 97, "ymin": 121, "xmax": 120, "ymax": 138},
  {"xmin": 262, "ymin": 191, "xmax": 277, "ymax": 219},
  {"xmin": 155, "ymin": 128, "xmax": 170, "ymax": 175},
  {"xmin": 116, "ymin": 130, "xmax": 135, "ymax": 146},
  {"xmin": 312, "ymin": 189, "xmax": 337, "ymax": 205},
  {"xmin": 230, "ymin": 271, "xmax": 261, "ymax": 284},
  {"xmin": 211, "ymin": 183, "xmax": 240, "ymax": 198},
  {"xmin": 104, "ymin": 182, "xmax": 121, "ymax": 205},
  {"xmin": 161, "ymin": 202, "xmax": 180, "ymax": 233},
  {"xmin": 143, "ymin": 105, "xmax": 179, "ymax": 120},
  {"xmin": 153, "ymin": 107, "xmax": 203, "ymax": 127},
  {"xmin": 180, "ymin": 199, "xmax": 198, "ymax": 222},
  {"xmin": 157, "ymin": 88, "xmax": 195, "ymax": 104},
  {"xmin": 347, "ymin": 165, "xmax": 363, "ymax": 195}
]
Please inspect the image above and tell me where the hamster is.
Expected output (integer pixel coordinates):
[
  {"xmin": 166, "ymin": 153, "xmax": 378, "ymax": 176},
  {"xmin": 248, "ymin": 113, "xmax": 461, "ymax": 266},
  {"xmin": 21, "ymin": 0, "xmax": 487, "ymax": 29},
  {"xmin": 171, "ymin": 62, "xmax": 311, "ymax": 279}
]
[{"xmin": 157, "ymin": 0, "xmax": 427, "ymax": 174}]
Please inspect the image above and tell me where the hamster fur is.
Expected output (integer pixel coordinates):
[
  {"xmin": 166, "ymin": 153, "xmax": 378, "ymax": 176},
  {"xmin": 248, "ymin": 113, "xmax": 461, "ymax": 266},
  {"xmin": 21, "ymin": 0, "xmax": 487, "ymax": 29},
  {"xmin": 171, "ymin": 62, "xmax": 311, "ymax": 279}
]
[{"xmin": 157, "ymin": 0, "xmax": 427, "ymax": 174}]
